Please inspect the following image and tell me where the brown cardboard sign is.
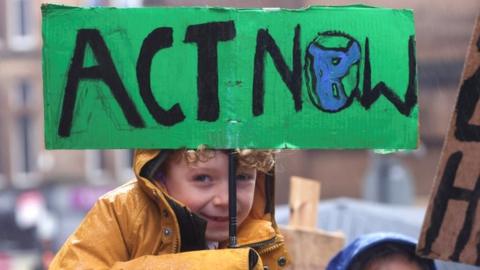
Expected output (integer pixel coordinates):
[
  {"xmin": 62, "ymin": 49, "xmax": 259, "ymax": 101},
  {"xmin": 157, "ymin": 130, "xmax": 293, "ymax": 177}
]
[
  {"xmin": 418, "ymin": 14, "xmax": 480, "ymax": 265},
  {"xmin": 280, "ymin": 227, "xmax": 344, "ymax": 270},
  {"xmin": 281, "ymin": 176, "xmax": 344, "ymax": 270}
]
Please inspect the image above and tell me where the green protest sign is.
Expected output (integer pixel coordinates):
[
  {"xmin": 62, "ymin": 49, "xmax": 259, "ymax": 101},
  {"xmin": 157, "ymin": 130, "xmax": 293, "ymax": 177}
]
[{"xmin": 42, "ymin": 4, "xmax": 418, "ymax": 149}]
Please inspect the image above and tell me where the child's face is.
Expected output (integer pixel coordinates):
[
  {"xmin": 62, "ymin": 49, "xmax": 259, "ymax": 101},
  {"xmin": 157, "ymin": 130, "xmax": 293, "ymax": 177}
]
[{"xmin": 161, "ymin": 151, "xmax": 257, "ymax": 242}]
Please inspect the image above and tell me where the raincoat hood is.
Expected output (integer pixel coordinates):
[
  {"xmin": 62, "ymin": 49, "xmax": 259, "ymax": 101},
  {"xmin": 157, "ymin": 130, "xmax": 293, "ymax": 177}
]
[
  {"xmin": 134, "ymin": 149, "xmax": 281, "ymax": 250},
  {"xmin": 327, "ymin": 232, "xmax": 437, "ymax": 270}
]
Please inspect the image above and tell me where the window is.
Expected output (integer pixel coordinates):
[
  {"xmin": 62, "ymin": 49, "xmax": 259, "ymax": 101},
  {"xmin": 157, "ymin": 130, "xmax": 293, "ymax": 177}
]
[
  {"xmin": 14, "ymin": 80, "xmax": 36, "ymax": 174},
  {"xmin": 16, "ymin": 80, "xmax": 32, "ymax": 106},
  {"xmin": 10, "ymin": 79, "xmax": 40, "ymax": 188},
  {"xmin": 0, "ymin": 117, "xmax": 5, "ymax": 189},
  {"xmin": 18, "ymin": 114, "xmax": 32, "ymax": 173},
  {"xmin": 17, "ymin": 0, "xmax": 30, "ymax": 37},
  {"xmin": 0, "ymin": 1, "xmax": 6, "ymax": 49},
  {"xmin": 15, "ymin": 80, "xmax": 35, "ymax": 174},
  {"xmin": 7, "ymin": 0, "xmax": 35, "ymax": 51}
]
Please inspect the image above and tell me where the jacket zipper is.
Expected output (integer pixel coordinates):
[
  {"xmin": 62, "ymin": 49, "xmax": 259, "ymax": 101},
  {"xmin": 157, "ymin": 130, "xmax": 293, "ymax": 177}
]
[
  {"xmin": 257, "ymin": 242, "xmax": 284, "ymax": 256},
  {"xmin": 237, "ymin": 236, "xmax": 276, "ymax": 249},
  {"xmin": 239, "ymin": 235, "xmax": 285, "ymax": 256},
  {"xmin": 172, "ymin": 236, "xmax": 180, "ymax": 253}
]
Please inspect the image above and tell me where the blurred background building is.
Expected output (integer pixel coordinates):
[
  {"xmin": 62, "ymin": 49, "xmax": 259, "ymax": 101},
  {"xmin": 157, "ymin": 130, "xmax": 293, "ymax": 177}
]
[{"xmin": 0, "ymin": 0, "xmax": 478, "ymax": 269}]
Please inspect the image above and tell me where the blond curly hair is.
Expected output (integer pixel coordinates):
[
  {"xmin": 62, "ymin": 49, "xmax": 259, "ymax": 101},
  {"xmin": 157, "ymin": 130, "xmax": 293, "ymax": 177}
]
[{"xmin": 170, "ymin": 147, "xmax": 275, "ymax": 173}]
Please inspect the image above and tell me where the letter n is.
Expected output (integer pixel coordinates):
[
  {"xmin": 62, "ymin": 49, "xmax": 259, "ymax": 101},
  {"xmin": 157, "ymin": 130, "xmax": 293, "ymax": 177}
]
[{"xmin": 252, "ymin": 25, "xmax": 302, "ymax": 116}]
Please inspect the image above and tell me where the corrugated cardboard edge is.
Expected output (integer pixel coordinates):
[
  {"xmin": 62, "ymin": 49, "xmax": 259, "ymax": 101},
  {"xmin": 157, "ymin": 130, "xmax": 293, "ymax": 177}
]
[{"xmin": 417, "ymin": 14, "xmax": 480, "ymax": 265}]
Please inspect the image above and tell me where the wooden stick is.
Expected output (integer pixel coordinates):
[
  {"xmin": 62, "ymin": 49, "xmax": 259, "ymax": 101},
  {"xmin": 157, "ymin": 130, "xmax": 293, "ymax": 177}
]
[{"xmin": 289, "ymin": 176, "xmax": 321, "ymax": 228}]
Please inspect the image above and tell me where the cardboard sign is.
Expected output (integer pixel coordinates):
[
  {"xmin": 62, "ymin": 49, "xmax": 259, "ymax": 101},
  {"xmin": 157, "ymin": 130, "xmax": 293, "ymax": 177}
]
[
  {"xmin": 281, "ymin": 176, "xmax": 344, "ymax": 270},
  {"xmin": 43, "ymin": 5, "xmax": 418, "ymax": 149},
  {"xmin": 418, "ymin": 15, "xmax": 480, "ymax": 265},
  {"xmin": 280, "ymin": 227, "xmax": 345, "ymax": 270}
]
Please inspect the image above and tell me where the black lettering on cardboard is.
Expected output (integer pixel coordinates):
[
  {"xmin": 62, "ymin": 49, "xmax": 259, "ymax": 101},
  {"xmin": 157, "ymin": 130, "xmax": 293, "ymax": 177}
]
[
  {"xmin": 184, "ymin": 21, "xmax": 236, "ymax": 122},
  {"xmin": 252, "ymin": 25, "xmax": 302, "ymax": 116},
  {"xmin": 137, "ymin": 27, "xmax": 185, "ymax": 126},
  {"xmin": 359, "ymin": 36, "xmax": 417, "ymax": 116},
  {"xmin": 454, "ymin": 41, "xmax": 480, "ymax": 142},
  {"xmin": 419, "ymin": 151, "xmax": 480, "ymax": 264},
  {"xmin": 58, "ymin": 29, "xmax": 144, "ymax": 137}
]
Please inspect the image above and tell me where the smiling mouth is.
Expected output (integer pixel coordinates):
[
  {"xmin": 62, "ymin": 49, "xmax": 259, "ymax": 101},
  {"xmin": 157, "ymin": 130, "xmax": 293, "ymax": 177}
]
[{"xmin": 201, "ymin": 214, "xmax": 229, "ymax": 222}]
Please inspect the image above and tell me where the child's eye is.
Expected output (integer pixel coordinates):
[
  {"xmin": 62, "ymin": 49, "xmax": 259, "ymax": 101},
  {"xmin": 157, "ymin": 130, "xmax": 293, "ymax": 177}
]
[
  {"xmin": 193, "ymin": 174, "xmax": 212, "ymax": 183},
  {"xmin": 236, "ymin": 174, "xmax": 254, "ymax": 182}
]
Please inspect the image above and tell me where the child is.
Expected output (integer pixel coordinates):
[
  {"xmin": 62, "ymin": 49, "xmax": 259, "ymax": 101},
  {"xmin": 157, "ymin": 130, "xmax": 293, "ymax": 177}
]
[
  {"xmin": 49, "ymin": 149, "xmax": 289, "ymax": 269},
  {"xmin": 327, "ymin": 232, "xmax": 436, "ymax": 270}
]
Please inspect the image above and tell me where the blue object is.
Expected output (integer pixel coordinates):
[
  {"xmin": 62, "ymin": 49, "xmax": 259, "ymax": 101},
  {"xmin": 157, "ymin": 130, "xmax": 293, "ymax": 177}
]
[
  {"xmin": 306, "ymin": 33, "xmax": 360, "ymax": 112},
  {"xmin": 326, "ymin": 232, "xmax": 437, "ymax": 270}
]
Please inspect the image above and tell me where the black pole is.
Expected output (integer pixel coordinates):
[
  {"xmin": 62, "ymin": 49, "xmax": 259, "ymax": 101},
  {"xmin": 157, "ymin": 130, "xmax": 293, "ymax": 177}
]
[{"xmin": 228, "ymin": 150, "xmax": 237, "ymax": 248}]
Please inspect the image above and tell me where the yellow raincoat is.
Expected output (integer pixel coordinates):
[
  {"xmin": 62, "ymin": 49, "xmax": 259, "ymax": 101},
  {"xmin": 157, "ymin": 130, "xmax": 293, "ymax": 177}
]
[{"xmin": 50, "ymin": 150, "xmax": 290, "ymax": 269}]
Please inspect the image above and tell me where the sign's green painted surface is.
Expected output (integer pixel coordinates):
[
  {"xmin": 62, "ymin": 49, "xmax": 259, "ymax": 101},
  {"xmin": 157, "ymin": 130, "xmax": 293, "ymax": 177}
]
[{"xmin": 42, "ymin": 4, "xmax": 418, "ymax": 149}]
